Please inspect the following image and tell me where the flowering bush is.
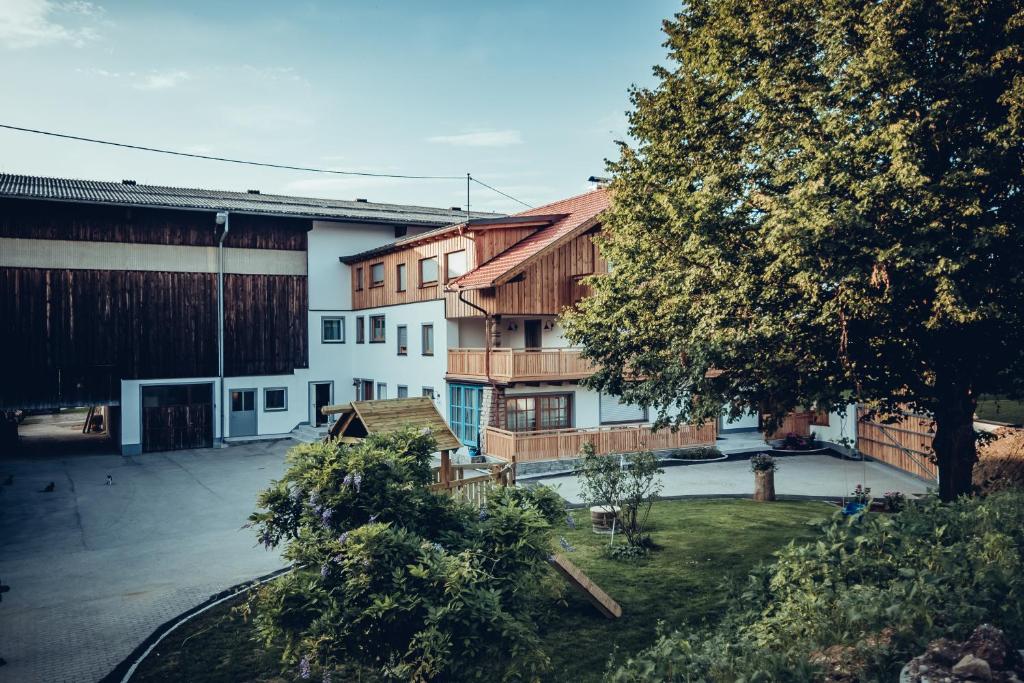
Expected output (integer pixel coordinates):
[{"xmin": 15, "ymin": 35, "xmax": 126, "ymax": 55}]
[
  {"xmin": 749, "ymin": 453, "xmax": 777, "ymax": 473},
  {"xmin": 779, "ymin": 431, "xmax": 817, "ymax": 450},
  {"xmin": 851, "ymin": 484, "xmax": 872, "ymax": 504},
  {"xmin": 882, "ymin": 490, "xmax": 906, "ymax": 512},
  {"xmin": 245, "ymin": 429, "xmax": 554, "ymax": 681}
]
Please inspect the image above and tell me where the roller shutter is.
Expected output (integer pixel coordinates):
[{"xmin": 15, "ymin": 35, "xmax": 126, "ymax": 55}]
[{"xmin": 599, "ymin": 393, "xmax": 648, "ymax": 424}]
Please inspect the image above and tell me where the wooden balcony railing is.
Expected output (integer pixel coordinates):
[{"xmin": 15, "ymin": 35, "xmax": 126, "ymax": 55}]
[
  {"xmin": 483, "ymin": 422, "xmax": 719, "ymax": 463},
  {"xmin": 447, "ymin": 347, "xmax": 597, "ymax": 383}
]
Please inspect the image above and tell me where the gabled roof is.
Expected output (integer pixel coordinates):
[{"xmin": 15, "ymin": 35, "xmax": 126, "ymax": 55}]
[
  {"xmin": 446, "ymin": 188, "xmax": 609, "ymax": 290},
  {"xmin": 323, "ymin": 397, "xmax": 462, "ymax": 450},
  {"xmin": 0, "ymin": 173, "xmax": 500, "ymax": 226}
]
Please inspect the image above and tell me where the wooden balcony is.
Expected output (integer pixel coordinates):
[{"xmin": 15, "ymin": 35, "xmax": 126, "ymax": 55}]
[
  {"xmin": 483, "ymin": 422, "xmax": 719, "ymax": 463},
  {"xmin": 446, "ymin": 347, "xmax": 597, "ymax": 383}
]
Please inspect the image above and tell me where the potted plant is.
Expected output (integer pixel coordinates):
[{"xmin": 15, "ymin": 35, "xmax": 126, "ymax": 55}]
[
  {"xmin": 750, "ymin": 453, "xmax": 777, "ymax": 501},
  {"xmin": 881, "ymin": 490, "xmax": 905, "ymax": 513},
  {"xmin": 842, "ymin": 484, "xmax": 872, "ymax": 515}
]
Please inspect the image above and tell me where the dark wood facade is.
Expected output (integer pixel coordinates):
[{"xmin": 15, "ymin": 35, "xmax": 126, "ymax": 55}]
[{"xmin": 0, "ymin": 198, "xmax": 310, "ymax": 409}]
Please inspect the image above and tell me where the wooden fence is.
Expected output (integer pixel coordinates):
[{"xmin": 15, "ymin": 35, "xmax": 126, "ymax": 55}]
[
  {"xmin": 856, "ymin": 407, "xmax": 938, "ymax": 480},
  {"xmin": 447, "ymin": 347, "xmax": 595, "ymax": 382},
  {"xmin": 763, "ymin": 411, "xmax": 815, "ymax": 440},
  {"xmin": 428, "ymin": 462, "xmax": 513, "ymax": 507},
  {"xmin": 484, "ymin": 422, "xmax": 718, "ymax": 463}
]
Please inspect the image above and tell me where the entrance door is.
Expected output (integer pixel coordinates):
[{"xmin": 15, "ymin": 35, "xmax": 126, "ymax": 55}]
[
  {"xmin": 312, "ymin": 382, "xmax": 333, "ymax": 427},
  {"xmin": 229, "ymin": 389, "xmax": 257, "ymax": 437},
  {"xmin": 524, "ymin": 319, "xmax": 542, "ymax": 350},
  {"xmin": 449, "ymin": 384, "xmax": 483, "ymax": 449}
]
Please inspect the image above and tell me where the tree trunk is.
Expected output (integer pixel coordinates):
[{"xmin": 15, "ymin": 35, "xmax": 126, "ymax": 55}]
[
  {"xmin": 753, "ymin": 469, "xmax": 776, "ymax": 501},
  {"xmin": 932, "ymin": 383, "xmax": 978, "ymax": 502}
]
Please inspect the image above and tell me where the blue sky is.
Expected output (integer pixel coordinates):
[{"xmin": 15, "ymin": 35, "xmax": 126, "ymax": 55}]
[{"xmin": 0, "ymin": 1, "xmax": 678, "ymax": 212}]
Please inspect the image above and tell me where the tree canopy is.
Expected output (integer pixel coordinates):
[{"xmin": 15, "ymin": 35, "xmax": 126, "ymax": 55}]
[{"xmin": 562, "ymin": 0, "xmax": 1024, "ymax": 499}]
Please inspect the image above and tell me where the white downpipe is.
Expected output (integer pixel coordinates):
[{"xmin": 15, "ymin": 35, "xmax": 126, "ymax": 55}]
[{"xmin": 215, "ymin": 212, "xmax": 229, "ymax": 447}]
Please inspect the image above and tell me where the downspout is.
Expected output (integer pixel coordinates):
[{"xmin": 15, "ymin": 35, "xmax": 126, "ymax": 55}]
[
  {"xmin": 457, "ymin": 288, "xmax": 492, "ymax": 382},
  {"xmin": 215, "ymin": 211, "xmax": 230, "ymax": 447}
]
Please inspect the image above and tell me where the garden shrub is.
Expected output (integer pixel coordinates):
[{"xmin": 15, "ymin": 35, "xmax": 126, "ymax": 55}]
[
  {"xmin": 575, "ymin": 443, "xmax": 664, "ymax": 551},
  {"xmin": 610, "ymin": 490, "xmax": 1024, "ymax": 681},
  {"xmin": 245, "ymin": 429, "xmax": 554, "ymax": 681}
]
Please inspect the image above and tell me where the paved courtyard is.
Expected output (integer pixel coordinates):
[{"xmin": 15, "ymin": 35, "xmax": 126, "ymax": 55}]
[
  {"xmin": 0, "ymin": 438, "xmax": 291, "ymax": 683},
  {"xmin": 535, "ymin": 453, "xmax": 932, "ymax": 504}
]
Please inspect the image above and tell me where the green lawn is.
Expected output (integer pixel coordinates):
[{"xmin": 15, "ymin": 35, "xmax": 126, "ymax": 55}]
[
  {"xmin": 975, "ymin": 396, "xmax": 1024, "ymax": 425},
  {"xmin": 132, "ymin": 499, "xmax": 832, "ymax": 683}
]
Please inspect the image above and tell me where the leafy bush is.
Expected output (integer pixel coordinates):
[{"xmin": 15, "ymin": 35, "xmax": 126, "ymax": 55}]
[
  {"xmin": 575, "ymin": 443, "xmax": 663, "ymax": 550},
  {"xmin": 245, "ymin": 430, "xmax": 554, "ymax": 681},
  {"xmin": 492, "ymin": 483, "xmax": 565, "ymax": 526},
  {"xmin": 749, "ymin": 453, "xmax": 777, "ymax": 473},
  {"xmin": 666, "ymin": 446, "xmax": 724, "ymax": 460},
  {"xmin": 610, "ymin": 491, "xmax": 1024, "ymax": 681}
]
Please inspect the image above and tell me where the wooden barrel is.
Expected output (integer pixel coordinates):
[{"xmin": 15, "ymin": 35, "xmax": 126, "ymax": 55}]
[{"xmin": 590, "ymin": 505, "xmax": 620, "ymax": 533}]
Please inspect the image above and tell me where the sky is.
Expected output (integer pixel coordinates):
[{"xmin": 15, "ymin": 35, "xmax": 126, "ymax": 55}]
[{"xmin": 0, "ymin": 0, "xmax": 678, "ymax": 213}]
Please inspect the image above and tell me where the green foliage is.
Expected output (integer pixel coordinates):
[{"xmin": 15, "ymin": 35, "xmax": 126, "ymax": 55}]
[
  {"xmin": 610, "ymin": 490, "xmax": 1024, "ymax": 681},
  {"xmin": 561, "ymin": 0, "xmax": 1024, "ymax": 499},
  {"xmin": 749, "ymin": 453, "xmax": 778, "ymax": 473},
  {"xmin": 575, "ymin": 443, "xmax": 663, "ymax": 549},
  {"xmin": 490, "ymin": 483, "xmax": 565, "ymax": 526},
  {"xmin": 245, "ymin": 430, "xmax": 554, "ymax": 681}
]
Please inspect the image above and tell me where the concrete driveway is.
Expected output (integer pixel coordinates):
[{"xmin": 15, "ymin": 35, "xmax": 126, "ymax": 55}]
[
  {"xmin": 535, "ymin": 453, "xmax": 932, "ymax": 504},
  {"xmin": 0, "ymin": 439, "xmax": 291, "ymax": 683}
]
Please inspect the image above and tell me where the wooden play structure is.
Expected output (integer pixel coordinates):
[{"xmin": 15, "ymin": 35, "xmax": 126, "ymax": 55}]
[{"xmin": 320, "ymin": 396, "xmax": 621, "ymax": 619}]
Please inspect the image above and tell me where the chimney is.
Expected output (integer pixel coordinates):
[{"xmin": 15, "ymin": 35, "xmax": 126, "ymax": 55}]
[
  {"xmin": 588, "ymin": 175, "xmax": 611, "ymax": 188},
  {"xmin": 450, "ymin": 206, "xmax": 462, "ymax": 211},
  {"xmin": 247, "ymin": 189, "xmax": 260, "ymax": 194},
  {"xmin": 355, "ymin": 198, "xmax": 368, "ymax": 203},
  {"xmin": 121, "ymin": 179, "xmax": 137, "ymax": 186}
]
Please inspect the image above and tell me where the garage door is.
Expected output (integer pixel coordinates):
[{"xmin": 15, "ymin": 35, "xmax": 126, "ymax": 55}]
[
  {"xmin": 141, "ymin": 383, "xmax": 214, "ymax": 452},
  {"xmin": 599, "ymin": 393, "xmax": 648, "ymax": 424}
]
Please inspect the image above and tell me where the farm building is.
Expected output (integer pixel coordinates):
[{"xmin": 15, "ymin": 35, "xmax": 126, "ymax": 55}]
[{"xmin": 0, "ymin": 174, "xmax": 492, "ymax": 454}]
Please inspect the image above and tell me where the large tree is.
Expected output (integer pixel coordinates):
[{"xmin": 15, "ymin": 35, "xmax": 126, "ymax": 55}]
[{"xmin": 562, "ymin": 0, "xmax": 1024, "ymax": 500}]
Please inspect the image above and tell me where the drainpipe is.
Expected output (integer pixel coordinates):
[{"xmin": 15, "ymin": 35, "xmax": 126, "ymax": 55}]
[
  {"xmin": 457, "ymin": 289, "xmax": 492, "ymax": 382},
  {"xmin": 215, "ymin": 211, "xmax": 230, "ymax": 447}
]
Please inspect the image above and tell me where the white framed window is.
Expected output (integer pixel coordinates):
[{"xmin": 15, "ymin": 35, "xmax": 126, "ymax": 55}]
[
  {"xmin": 397, "ymin": 385, "xmax": 409, "ymax": 398},
  {"xmin": 376, "ymin": 382, "xmax": 387, "ymax": 400},
  {"xmin": 356, "ymin": 316, "xmax": 365, "ymax": 343},
  {"xmin": 264, "ymin": 387, "xmax": 287, "ymax": 412},
  {"xmin": 396, "ymin": 263, "xmax": 408, "ymax": 292},
  {"xmin": 419, "ymin": 256, "xmax": 438, "ymax": 285},
  {"xmin": 445, "ymin": 250, "xmax": 467, "ymax": 281},
  {"xmin": 321, "ymin": 317, "xmax": 344, "ymax": 343},
  {"xmin": 422, "ymin": 387, "xmax": 436, "ymax": 399},
  {"xmin": 421, "ymin": 324, "xmax": 434, "ymax": 356},
  {"xmin": 370, "ymin": 315, "xmax": 385, "ymax": 343}
]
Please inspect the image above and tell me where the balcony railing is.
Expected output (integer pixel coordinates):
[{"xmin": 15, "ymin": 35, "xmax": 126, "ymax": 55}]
[
  {"xmin": 483, "ymin": 422, "xmax": 719, "ymax": 463},
  {"xmin": 447, "ymin": 347, "xmax": 597, "ymax": 383}
]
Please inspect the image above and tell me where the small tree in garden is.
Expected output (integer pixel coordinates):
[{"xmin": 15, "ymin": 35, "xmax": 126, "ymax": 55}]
[
  {"xmin": 245, "ymin": 430, "xmax": 555, "ymax": 681},
  {"xmin": 575, "ymin": 442, "xmax": 663, "ymax": 548}
]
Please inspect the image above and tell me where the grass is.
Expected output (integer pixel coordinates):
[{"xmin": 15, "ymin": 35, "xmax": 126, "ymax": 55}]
[
  {"xmin": 131, "ymin": 498, "xmax": 832, "ymax": 683},
  {"xmin": 975, "ymin": 395, "xmax": 1024, "ymax": 425}
]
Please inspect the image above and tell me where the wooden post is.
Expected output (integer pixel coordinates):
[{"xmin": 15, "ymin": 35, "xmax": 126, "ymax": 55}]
[
  {"xmin": 440, "ymin": 449, "xmax": 451, "ymax": 485},
  {"xmin": 754, "ymin": 470, "xmax": 776, "ymax": 501}
]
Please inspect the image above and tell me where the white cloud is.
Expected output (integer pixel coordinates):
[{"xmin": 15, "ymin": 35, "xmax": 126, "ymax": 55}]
[
  {"xmin": 0, "ymin": 0, "xmax": 102, "ymax": 49},
  {"xmin": 427, "ymin": 130, "xmax": 523, "ymax": 148},
  {"xmin": 133, "ymin": 69, "xmax": 190, "ymax": 90}
]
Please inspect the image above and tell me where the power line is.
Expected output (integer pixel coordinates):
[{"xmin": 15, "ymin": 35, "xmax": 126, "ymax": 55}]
[
  {"xmin": 0, "ymin": 122, "xmax": 537, "ymax": 210},
  {"xmin": 470, "ymin": 176, "xmax": 533, "ymax": 209}
]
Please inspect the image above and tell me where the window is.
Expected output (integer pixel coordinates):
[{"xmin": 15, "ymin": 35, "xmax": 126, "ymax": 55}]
[
  {"xmin": 422, "ymin": 387, "xmax": 436, "ymax": 399},
  {"xmin": 369, "ymin": 315, "xmax": 386, "ymax": 343},
  {"xmin": 355, "ymin": 266, "xmax": 364, "ymax": 291},
  {"xmin": 396, "ymin": 325, "xmax": 408, "ymax": 355},
  {"xmin": 421, "ymin": 324, "xmax": 434, "ymax": 356},
  {"xmin": 445, "ymin": 250, "xmax": 467, "ymax": 281},
  {"xmin": 396, "ymin": 263, "xmax": 407, "ymax": 292},
  {"xmin": 354, "ymin": 379, "xmax": 374, "ymax": 400},
  {"xmin": 355, "ymin": 316, "xmax": 365, "ymax": 344},
  {"xmin": 397, "ymin": 385, "xmax": 408, "ymax": 398},
  {"xmin": 231, "ymin": 390, "xmax": 255, "ymax": 412},
  {"xmin": 419, "ymin": 256, "xmax": 438, "ymax": 286},
  {"xmin": 321, "ymin": 316, "xmax": 344, "ymax": 343},
  {"xmin": 449, "ymin": 385, "xmax": 482, "ymax": 447},
  {"xmin": 370, "ymin": 262, "xmax": 385, "ymax": 287},
  {"xmin": 376, "ymin": 382, "xmax": 387, "ymax": 400},
  {"xmin": 505, "ymin": 394, "xmax": 572, "ymax": 432},
  {"xmin": 599, "ymin": 392, "xmax": 648, "ymax": 425},
  {"xmin": 264, "ymin": 387, "xmax": 287, "ymax": 412}
]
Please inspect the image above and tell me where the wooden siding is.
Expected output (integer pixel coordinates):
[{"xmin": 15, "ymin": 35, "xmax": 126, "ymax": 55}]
[
  {"xmin": 763, "ymin": 411, "xmax": 815, "ymax": 440},
  {"xmin": 446, "ymin": 230, "xmax": 606, "ymax": 318},
  {"xmin": 484, "ymin": 422, "xmax": 718, "ymax": 462},
  {"xmin": 350, "ymin": 233, "xmax": 474, "ymax": 309},
  {"xmin": 447, "ymin": 347, "xmax": 596, "ymax": 383},
  {"xmin": 473, "ymin": 227, "xmax": 538, "ymax": 265},
  {"xmin": 856, "ymin": 407, "xmax": 938, "ymax": 480},
  {"xmin": 0, "ymin": 268, "xmax": 307, "ymax": 408},
  {"xmin": 142, "ymin": 404, "xmax": 213, "ymax": 452},
  {"xmin": 0, "ymin": 198, "xmax": 309, "ymax": 250}
]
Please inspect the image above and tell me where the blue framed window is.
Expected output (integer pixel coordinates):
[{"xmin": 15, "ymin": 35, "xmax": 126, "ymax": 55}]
[{"xmin": 448, "ymin": 384, "xmax": 483, "ymax": 448}]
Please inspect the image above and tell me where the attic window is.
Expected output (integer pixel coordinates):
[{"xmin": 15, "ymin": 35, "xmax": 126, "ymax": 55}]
[
  {"xmin": 370, "ymin": 262, "xmax": 385, "ymax": 287},
  {"xmin": 445, "ymin": 250, "xmax": 467, "ymax": 281}
]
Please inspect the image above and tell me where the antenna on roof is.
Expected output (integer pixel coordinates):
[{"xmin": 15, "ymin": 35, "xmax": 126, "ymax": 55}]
[{"xmin": 466, "ymin": 172, "xmax": 471, "ymax": 218}]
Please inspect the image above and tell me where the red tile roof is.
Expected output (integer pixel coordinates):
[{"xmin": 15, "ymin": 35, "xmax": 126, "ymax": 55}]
[{"xmin": 447, "ymin": 188, "xmax": 609, "ymax": 290}]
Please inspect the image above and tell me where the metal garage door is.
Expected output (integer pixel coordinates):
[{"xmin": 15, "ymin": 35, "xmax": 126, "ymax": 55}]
[
  {"xmin": 599, "ymin": 392, "xmax": 648, "ymax": 425},
  {"xmin": 141, "ymin": 383, "xmax": 214, "ymax": 452}
]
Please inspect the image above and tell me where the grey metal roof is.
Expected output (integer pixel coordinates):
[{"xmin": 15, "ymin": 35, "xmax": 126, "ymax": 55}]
[{"xmin": 0, "ymin": 173, "xmax": 502, "ymax": 226}]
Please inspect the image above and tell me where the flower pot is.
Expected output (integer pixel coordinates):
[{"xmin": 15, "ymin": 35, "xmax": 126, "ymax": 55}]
[{"xmin": 753, "ymin": 469, "xmax": 776, "ymax": 501}]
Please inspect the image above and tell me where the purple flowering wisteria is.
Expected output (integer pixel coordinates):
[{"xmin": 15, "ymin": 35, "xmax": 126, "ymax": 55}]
[
  {"xmin": 337, "ymin": 531, "xmax": 349, "ymax": 545},
  {"xmin": 478, "ymin": 507, "xmax": 488, "ymax": 521},
  {"xmin": 565, "ymin": 512, "xmax": 576, "ymax": 530},
  {"xmin": 320, "ymin": 507, "xmax": 333, "ymax": 527},
  {"xmin": 320, "ymin": 563, "xmax": 330, "ymax": 578},
  {"xmin": 298, "ymin": 654, "xmax": 311, "ymax": 680}
]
